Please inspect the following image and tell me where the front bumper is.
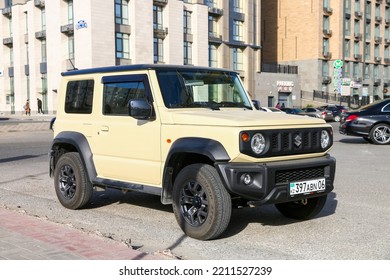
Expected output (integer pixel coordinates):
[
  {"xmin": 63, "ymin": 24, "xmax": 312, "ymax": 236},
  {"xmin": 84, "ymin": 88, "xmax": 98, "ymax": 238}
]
[{"xmin": 215, "ymin": 155, "xmax": 336, "ymax": 205}]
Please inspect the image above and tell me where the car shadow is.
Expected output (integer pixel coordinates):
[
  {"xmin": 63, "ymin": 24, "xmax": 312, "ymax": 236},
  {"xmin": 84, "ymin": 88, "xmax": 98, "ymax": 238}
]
[
  {"xmin": 339, "ymin": 137, "xmax": 369, "ymax": 144},
  {"xmin": 86, "ymin": 188, "xmax": 338, "ymax": 240},
  {"xmin": 220, "ymin": 192, "xmax": 338, "ymax": 239}
]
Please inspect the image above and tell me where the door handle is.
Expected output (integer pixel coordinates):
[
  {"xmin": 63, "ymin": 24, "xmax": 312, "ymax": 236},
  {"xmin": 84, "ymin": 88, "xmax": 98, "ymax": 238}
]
[{"xmin": 100, "ymin": 126, "xmax": 109, "ymax": 132}]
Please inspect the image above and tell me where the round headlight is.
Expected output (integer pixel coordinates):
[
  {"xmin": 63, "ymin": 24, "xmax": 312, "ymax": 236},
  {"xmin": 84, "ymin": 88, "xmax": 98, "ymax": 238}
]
[
  {"xmin": 251, "ymin": 133, "xmax": 266, "ymax": 154},
  {"xmin": 320, "ymin": 130, "xmax": 330, "ymax": 149}
]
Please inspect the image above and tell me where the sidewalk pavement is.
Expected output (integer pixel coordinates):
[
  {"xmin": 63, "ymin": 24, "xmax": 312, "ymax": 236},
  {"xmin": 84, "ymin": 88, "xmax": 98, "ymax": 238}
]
[
  {"xmin": 0, "ymin": 113, "xmax": 54, "ymax": 133},
  {"xmin": 0, "ymin": 207, "xmax": 165, "ymax": 260},
  {"xmin": 1, "ymin": 113, "xmax": 169, "ymax": 260}
]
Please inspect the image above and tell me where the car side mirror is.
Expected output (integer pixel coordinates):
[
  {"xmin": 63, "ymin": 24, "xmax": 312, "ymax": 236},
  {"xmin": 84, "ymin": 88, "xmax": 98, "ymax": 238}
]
[{"xmin": 128, "ymin": 99, "xmax": 154, "ymax": 120}]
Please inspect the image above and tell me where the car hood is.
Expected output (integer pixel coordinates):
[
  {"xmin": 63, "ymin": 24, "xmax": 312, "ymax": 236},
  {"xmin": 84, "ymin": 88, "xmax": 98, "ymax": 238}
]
[{"xmin": 161, "ymin": 109, "xmax": 326, "ymax": 127}]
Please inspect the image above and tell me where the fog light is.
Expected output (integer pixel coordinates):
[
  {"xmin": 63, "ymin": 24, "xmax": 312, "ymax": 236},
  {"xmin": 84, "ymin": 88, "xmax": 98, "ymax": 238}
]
[{"xmin": 241, "ymin": 173, "xmax": 252, "ymax": 185}]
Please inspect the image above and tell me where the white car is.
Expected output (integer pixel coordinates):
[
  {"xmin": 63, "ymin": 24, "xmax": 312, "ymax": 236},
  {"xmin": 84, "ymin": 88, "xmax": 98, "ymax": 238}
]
[{"xmin": 260, "ymin": 107, "xmax": 285, "ymax": 113}]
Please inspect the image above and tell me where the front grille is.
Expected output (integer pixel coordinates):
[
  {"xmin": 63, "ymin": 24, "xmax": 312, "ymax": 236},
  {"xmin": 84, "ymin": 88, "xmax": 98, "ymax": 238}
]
[
  {"xmin": 240, "ymin": 127, "xmax": 332, "ymax": 158},
  {"xmin": 275, "ymin": 167, "xmax": 325, "ymax": 184}
]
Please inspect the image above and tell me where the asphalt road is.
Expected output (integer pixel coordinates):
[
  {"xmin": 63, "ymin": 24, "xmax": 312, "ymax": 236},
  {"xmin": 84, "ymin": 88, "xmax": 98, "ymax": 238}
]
[{"xmin": 0, "ymin": 123, "xmax": 389, "ymax": 260}]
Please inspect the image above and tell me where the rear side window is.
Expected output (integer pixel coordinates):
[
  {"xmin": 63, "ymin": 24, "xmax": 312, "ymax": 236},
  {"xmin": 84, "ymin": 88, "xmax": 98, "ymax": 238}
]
[
  {"xmin": 102, "ymin": 74, "xmax": 150, "ymax": 115},
  {"xmin": 65, "ymin": 80, "xmax": 94, "ymax": 114}
]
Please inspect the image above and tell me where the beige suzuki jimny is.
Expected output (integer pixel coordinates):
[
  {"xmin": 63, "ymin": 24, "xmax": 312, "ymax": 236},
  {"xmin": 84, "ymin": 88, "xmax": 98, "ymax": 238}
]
[{"xmin": 49, "ymin": 64, "xmax": 336, "ymax": 240}]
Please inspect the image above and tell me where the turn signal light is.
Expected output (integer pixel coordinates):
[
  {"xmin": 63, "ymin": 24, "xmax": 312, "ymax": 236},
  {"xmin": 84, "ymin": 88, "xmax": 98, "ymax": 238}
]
[{"xmin": 241, "ymin": 132, "xmax": 250, "ymax": 142}]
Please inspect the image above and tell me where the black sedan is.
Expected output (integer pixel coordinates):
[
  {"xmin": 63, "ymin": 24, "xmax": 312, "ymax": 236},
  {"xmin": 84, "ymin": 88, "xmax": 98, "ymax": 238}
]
[{"xmin": 339, "ymin": 99, "xmax": 390, "ymax": 145}]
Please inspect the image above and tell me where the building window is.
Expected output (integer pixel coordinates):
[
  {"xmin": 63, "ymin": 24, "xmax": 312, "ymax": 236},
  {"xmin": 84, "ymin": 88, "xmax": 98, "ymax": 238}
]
[
  {"xmin": 345, "ymin": 17, "xmax": 351, "ymax": 36},
  {"xmin": 354, "ymin": 19, "xmax": 360, "ymax": 34},
  {"xmin": 323, "ymin": 15, "xmax": 330, "ymax": 31},
  {"xmin": 67, "ymin": 0, "xmax": 74, "ymax": 24},
  {"xmin": 363, "ymin": 63, "xmax": 370, "ymax": 79},
  {"xmin": 345, "ymin": 0, "xmax": 351, "ymax": 14},
  {"xmin": 385, "ymin": 46, "xmax": 389, "ymax": 59},
  {"xmin": 344, "ymin": 61, "xmax": 351, "ymax": 76},
  {"xmin": 184, "ymin": 10, "xmax": 192, "ymax": 34},
  {"xmin": 365, "ymin": 21, "xmax": 371, "ymax": 40},
  {"xmin": 322, "ymin": 60, "xmax": 329, "ymax": 76},
  {"xmin": 233, "ymin": 20, "xmax": 243, "ymax": 41},
  {"xmin": 115, "ymin": 0, "xmax": 129, "ymax": 25},
  {"xmin": 374, "ymin": 64, "xmax": 379, "ymax": 78},
  {"xmin": 41, "ymin": 9, "xmax": 46, "ymax": 31},
  {"xmin": 41, "ymin": 40, "xmax": 47, "ymax": 63},
  {"xmin": 209, "ymin": 44, "xmax": 217, "ymax": 67},
  {"xmin": 354, "ymin": 0, "xmax": 360, "ymax": 13},
  {"xmin": 116, "ymin": 33, "xmax": 130, "ymax": 59},
  {"xmin": 364, "ymin": 42, "xmax": 370, "ymax": 60},
  {"xmin": 323, "ymin": 0, "xmax": 330, "ymax": 9},
  {"xmin": 68, "ymin": 35, "xmax": 74, "ymax": 60},
  {"xmin": 233, "ymin": 0, "xmax": 243, "ymax": 13},
  {"xmin": 365, "ymin": 1, "xmax": 371, "ymax": 20},
  {"xmin": 208, "ymin": 15, "xmax": 218, "ymax": 37},
  {"xmin": 353, "ymin": 62, "xmax": 359, "ymax": 78},
  {"xmin": 323, "ymin": 38, "xmax": 329, "ymax": 53},
  {"xmin": 184, "ymin": 41, "xmax": 192, "ymax": 65},
  {"xmin": 374, "ymin": 24, "xmax": 380, "ymax": 38},
  {"xmin": 345, "ymin": 39, "xmax": 351, "ymax": 57},
  {"xmin": 374, "ymin": 44, "xmax": 379, "ymax": 58},
  {"xmin": 153, "ymin": 5, "xmax": 163, "ymax": 30},
  {"xmin": 233, "ymin": 48, "xmax": 243, "ymax": 71},
  {"xmin": 154, "ymin": 38, "xmax": 163, "ymax": 63},
  {"xmin": 354, "ymin": 40, "xmax": 360, "ymax": 55}
]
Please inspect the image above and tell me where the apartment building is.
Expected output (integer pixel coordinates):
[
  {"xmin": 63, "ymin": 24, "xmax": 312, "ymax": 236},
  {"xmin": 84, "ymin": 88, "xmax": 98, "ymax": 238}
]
[
  {"xmin": 262, "ymin": 0, "xmax": 390, "ymax": 105},
  {"xmin": 0, "ymin": 0, "xmax": 261, "ymax": 115}
]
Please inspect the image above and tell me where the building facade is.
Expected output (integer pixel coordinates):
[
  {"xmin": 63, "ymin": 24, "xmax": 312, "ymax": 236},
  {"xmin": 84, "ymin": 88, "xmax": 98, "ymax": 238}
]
[
  {"xmin": 0, "ymin": 0, "xmax": 262, "ymax": 115},
  {"xmin": 262, "ymin": 0, "xmax": 390, "ymax": 106}
]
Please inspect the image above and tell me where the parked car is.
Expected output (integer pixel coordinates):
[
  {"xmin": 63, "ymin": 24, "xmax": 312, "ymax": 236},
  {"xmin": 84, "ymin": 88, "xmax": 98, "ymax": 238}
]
[
  {"xmin": 260, "ymin": 107, "xmax": 285, "ymax": 113},
  {"xmin": 280, "ymin": 107, "xmax": 307, "ymax": 115},
  {"xmin": 318, "ymin": 104, "xmax": 349, "ymax": 122},
  {"xmin": 301, "ymin": 107, "xmax": 333, "ymax": 121},
  {"xmin": 339, "ymin": 99, "xmax": 390, "ymax": 145}
]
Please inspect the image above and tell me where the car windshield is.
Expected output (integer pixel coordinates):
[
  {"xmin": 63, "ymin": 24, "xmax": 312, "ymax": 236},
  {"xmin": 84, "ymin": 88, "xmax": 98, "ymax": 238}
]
[{"xmin": 156, "ymin": 69, "xmax": 253, "ymax": 110}]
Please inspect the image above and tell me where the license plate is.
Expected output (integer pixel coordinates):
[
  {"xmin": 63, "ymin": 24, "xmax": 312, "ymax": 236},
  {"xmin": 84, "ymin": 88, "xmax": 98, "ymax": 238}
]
[{"xmin": 289, "ymin": 178, "xmax": 326, "ymax": 196}]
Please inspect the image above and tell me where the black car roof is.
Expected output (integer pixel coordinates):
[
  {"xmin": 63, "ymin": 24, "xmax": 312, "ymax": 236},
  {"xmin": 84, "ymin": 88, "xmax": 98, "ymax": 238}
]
[{"xmin": 61, "ymin": 64, "xmax": 237, "ymax": 76}]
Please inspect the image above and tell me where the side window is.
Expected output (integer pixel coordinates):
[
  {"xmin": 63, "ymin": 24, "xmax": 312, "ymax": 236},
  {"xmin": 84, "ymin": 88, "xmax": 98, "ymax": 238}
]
[
  {"xmin": 65, "ymin": 80, "xmax": 94, "ymax": 114},
  {"xmin": 103, "ymin": 75, "xmax": 149, "ymax": 116},
  {"xmin": 382, "ymin": 103, "xmax": 390, "ymax": 112}
]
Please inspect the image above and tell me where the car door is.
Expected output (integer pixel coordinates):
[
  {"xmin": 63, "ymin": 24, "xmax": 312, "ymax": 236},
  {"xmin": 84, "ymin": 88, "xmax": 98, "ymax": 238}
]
[{"xmin": 91, "ymin": 73, "xmax": 162, "ymax": 186}]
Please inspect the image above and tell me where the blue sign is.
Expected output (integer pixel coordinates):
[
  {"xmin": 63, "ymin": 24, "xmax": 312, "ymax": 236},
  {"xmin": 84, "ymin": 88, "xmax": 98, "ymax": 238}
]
[{"xmin": 76, "ymin": 20, "xmax": 88, "ymax": 30}]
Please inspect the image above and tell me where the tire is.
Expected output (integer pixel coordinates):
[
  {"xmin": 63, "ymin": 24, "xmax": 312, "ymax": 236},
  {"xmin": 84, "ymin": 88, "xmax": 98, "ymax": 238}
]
[
  {"xmin": 334, "ymin": 115, "xmax": 341, "ymax": 122},
  {"xmin": 54, "ymin": 152, "xmax": 93, "ymax": 210},
  {"xmin": 275, "ymin": 195, "xmax": 327, "ymax": 220},
  {"xmin": 172, "ymin": 164, "xmax": 232, "ymax": 240},
  {"xmin": 369, "ymin": 124, "xmax": 390, "ymax": 145}
]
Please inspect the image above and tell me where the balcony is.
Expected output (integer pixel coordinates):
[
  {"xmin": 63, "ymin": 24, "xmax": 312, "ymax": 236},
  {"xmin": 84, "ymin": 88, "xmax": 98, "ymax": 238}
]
[
  {"xmin": 384, "ymin": 58, "xmax": 390, "ymax": 64},
  {"xmin": 208, "ymin": 32, "xmax": 222, "ymax": 44},
  {"xmin": 323, "ymin": 51, "xmax": 332, "ymax": 59},
  {"xmin": 154, "ymin": 27, "xmax": 168, "ymax": 39},
  {"xmin": 208, "ymin": 6, "xmax": 223, "ymax": 16},
  {"xmin": 374, "ymin": 36, "xmax": 382, "ymax": 44},
  {"xmin": 323, "ymin": 29, "xmax": 332, "ymax": 37},
  {"xmin": 354, "ymin": 54, "xmax": 362, "ymax": 60},
  {"xmin": 354, "ymin": 32, "xmax": 362, "ymax": 40},
  {"xmin": 322, "ymin": 76, "xmax": 332, "ymax": 84},
  {"xmin": 35, "ymin": 30, "xmax": 46, "ymax": 40},
  {"xmin": 2, "ymin": 7, "xmax": 11, "ymax": 17},
  {"xmin": 374, "ymin": 78, "xmax": 381, "ymax": 86},
  {"xmin": 323, "ymin": 7, "xmax": 333, "ymax": 15},
  {"xmin": 153, "ymin": 0, "xmax": 168, "ymax": 6},
  {"xmin": 374, "ymin": 56, "xmax": 382, "ymax": 63},
  {"xmin": 60, "ymin": 23, "xmax": 74, "ymax": 35},
  {"xmin": 34, "ymin": 0, "xmax": 45, "ymax": 8},
  {"xmin": 375, "ymin": 16, "xmax": 382, "ymax": 23},
  {"xmin": 3, "ymin": 37, "xmax": 13, "ymax": 47},
  {"xmin": 355, "ymin": 11, "xmax": 363, "ymax": 18}
]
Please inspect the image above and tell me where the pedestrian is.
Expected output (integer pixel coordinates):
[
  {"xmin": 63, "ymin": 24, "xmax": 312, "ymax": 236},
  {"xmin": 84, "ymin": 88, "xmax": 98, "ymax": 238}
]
[
  {"xmin": 37, "ymin": 98, "xmax": 43, "ymax": 114},
  {"xmin": 281, "ymin": 103, "xmax": 285, "ymax": 109},
  {"xmin": 275, "ymin": 102, "xmax": 281, "ymax": 109},
  {"xmin": 25, "ymin": 99, "xmax": 31, "ymax": 116}
]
